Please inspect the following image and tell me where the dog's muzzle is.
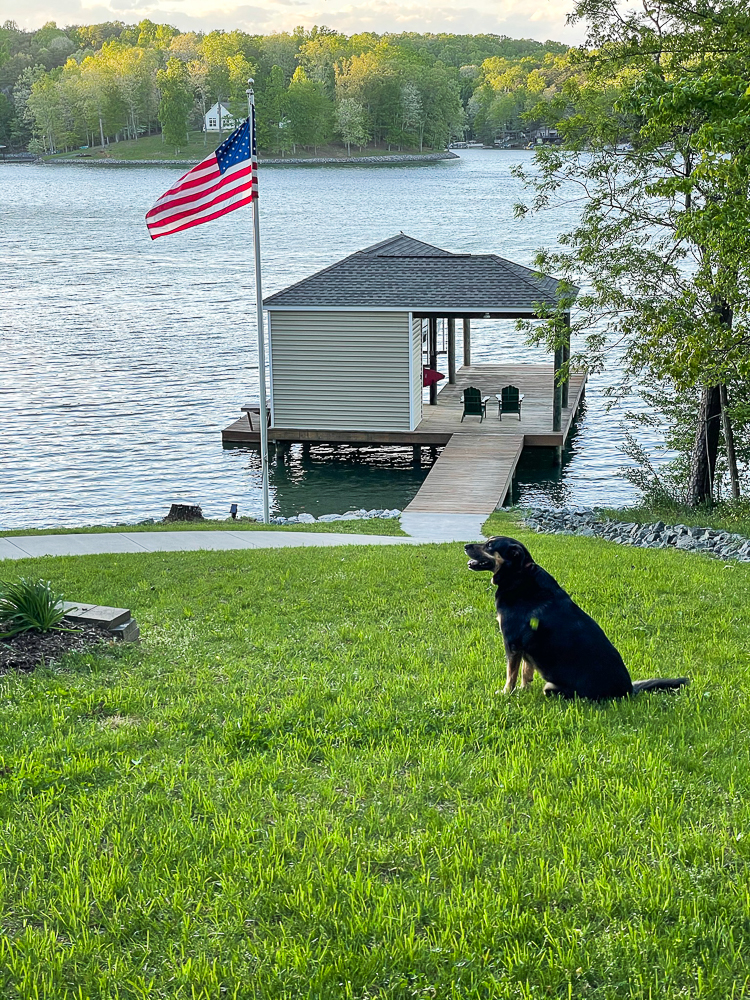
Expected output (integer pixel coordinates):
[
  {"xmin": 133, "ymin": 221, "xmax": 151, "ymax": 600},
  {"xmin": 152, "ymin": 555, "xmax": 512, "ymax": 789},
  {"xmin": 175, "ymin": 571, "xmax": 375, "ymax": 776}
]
[{"xmin": 465, "ymin": 543, "xmax": 495, "ymax": 572}]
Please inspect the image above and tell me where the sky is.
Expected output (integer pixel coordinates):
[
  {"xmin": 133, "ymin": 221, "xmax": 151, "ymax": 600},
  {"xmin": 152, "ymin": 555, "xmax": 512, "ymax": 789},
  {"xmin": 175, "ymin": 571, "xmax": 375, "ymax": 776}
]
[{"xmin": 4, "ymin": 0, "xmax": 586, "ymax": 46}]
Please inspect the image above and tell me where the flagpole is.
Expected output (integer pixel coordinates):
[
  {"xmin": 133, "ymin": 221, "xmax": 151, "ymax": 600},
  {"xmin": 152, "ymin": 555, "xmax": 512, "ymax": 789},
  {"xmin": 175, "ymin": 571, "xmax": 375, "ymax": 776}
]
[{"xmin": 247, "ymin": 78, "xmax": 270, "ymax": 524}]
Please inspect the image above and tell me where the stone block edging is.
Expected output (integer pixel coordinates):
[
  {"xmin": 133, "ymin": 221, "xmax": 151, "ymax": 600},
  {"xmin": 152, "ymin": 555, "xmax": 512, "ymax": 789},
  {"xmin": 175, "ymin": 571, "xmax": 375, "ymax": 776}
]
[{"xmin": 61, "ymin": 602, "xmax": 140, "ymax": 642}]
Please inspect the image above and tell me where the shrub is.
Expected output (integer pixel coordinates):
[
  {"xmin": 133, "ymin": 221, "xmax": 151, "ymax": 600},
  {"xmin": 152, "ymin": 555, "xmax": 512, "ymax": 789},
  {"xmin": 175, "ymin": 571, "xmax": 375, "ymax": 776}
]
[{"xmin": 0, "ymin": 578, "xmax": 67, "ymax": 637}]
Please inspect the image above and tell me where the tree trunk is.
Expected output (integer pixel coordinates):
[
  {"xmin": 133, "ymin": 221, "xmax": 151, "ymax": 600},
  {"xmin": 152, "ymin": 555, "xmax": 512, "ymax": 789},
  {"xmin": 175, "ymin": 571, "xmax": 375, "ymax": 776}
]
[
  {"xmin": 719, "ymin": 384, "xmax": 741, "ymax": 499},
  {"xmin": 688, "ymin": 385, "xmax": 722, "ymax": 506}
]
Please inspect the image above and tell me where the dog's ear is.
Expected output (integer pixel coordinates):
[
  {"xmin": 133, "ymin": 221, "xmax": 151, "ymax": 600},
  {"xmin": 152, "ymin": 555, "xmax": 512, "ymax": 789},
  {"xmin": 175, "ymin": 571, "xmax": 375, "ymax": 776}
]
[{"xmin": 504, "ymin": 542, "xmax": 528, "ymax": 569}]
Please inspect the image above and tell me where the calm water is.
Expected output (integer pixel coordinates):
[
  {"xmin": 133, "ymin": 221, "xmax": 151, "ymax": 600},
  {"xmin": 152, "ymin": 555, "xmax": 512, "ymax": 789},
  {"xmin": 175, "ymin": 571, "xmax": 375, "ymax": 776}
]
[{"xmin": 0, "ymin": 150, "xmax": 644, "ymax": 529}]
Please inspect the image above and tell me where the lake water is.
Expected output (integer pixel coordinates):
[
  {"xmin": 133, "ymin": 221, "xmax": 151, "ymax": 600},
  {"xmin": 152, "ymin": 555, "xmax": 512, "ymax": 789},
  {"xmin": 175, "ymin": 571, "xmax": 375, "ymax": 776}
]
[{"xmin": 0, "ymin": 150, "xmax": 645, "ymax": 529}]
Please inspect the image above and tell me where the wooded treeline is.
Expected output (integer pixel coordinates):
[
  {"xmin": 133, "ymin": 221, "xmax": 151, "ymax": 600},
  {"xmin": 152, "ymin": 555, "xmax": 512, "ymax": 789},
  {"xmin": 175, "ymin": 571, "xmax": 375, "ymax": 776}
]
[{"xmin": 0, "ymin": 20, "xmax": 570, "ymax": 154}]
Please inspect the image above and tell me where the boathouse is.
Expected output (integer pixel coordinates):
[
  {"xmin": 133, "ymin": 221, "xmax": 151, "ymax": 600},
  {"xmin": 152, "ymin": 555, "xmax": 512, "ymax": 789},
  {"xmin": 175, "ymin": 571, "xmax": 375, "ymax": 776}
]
[
  {"xmin": 224, "ymin": 234, "xmax": 585, "ymax": 518},
  {"xmin": 262, "ymin": 234, "xmax": 576, "ymax": 436}
]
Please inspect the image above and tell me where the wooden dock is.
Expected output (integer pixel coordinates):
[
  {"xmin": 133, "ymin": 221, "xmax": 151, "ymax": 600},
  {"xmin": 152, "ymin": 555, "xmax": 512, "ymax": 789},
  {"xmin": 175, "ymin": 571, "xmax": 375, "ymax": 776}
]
[
  {"xmin": 222, "ymin": 363, "xmax": 586, "ymax": 516},
  {"xmin": 404, "ymin": 432, "xmax": 525, "ymax": 513}
]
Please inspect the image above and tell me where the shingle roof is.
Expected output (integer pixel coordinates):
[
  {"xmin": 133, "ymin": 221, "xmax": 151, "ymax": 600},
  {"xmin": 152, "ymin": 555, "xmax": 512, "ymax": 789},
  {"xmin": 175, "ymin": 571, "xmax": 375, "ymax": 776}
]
[{"xmin": 264, "ymin": 234, "xmax": 576, "ymax": 313}]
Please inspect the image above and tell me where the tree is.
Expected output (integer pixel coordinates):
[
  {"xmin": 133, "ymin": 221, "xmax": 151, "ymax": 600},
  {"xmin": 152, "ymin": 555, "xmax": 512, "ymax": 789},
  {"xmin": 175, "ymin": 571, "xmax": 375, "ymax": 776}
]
[
  {"xmin": 187, "ymin": 57, "xmax": 210, "ymax": 145},
  {"xmin": 335, "ymin": 97, "xmax": 369, "ymax": 154},
  {"xmin": 26, "ymin": 73, "xmax": 68, "ymax": 152},
  {"xmin": 157, "ymin": 57, "xmax": 193, "ymax": 151},
  {"xmin": 399, "ymin": 81, "xmax": 423, "ymax": 149},
  {"xmin": 256, "ymin": 64, "xmax": 289, "ymax": 153},
  {"xmin": 286, "ymin": 66, "xmax": 333, "ymax": 153},
  {"xmin": 515, "ymin": 0, "xmax": 750, "ymax": 504}
]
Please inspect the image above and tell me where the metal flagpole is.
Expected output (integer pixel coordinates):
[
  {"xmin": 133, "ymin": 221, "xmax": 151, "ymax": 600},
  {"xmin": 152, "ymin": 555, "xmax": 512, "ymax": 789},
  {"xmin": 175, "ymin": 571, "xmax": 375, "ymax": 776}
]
[{"xmin": 247, "ymin": 78, "xmax": 270, "ymax": 524}]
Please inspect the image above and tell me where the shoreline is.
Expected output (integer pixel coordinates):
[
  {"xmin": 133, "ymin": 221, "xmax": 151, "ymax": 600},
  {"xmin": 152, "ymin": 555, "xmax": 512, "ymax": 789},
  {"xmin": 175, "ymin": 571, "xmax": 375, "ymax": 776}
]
[{"xmin": 42, "ymin": 151, "xmax": 459, "ymax": 168}]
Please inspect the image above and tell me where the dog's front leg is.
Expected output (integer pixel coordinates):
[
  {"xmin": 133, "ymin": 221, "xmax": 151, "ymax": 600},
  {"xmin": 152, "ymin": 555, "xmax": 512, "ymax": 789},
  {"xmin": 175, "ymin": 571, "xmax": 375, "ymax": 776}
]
[
  {"xmin": 504, "ymin": 651, "xmax": 522, "ymax": 694},
  {"xmin": 520, "ymin": 659, "xmax": 535, "ymax": 689}
]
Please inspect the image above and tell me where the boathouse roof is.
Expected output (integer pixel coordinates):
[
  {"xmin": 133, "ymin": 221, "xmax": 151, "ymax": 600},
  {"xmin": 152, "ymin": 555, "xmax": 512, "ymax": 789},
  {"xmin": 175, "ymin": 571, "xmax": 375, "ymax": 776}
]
[{"xmin": 263, "ymin": 234, "xmax": 576, "ymax": 316}]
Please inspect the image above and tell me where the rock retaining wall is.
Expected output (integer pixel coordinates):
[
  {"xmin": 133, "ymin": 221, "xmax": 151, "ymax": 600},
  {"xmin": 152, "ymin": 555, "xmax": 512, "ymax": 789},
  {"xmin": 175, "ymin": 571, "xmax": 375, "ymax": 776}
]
[
  {"xmin": 521, "ymin": 507, "xmax": 750, "ymax": 563},
  {"xmin": 269, "ymin": 508, "xmax": 402, "ymax": 525}
]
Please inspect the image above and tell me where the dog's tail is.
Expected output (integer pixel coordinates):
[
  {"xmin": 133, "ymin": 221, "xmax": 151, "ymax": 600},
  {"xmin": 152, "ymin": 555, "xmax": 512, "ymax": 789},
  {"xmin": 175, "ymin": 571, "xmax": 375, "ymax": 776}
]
[{"xmin": 631, "ymin": 677, "xmax": 689, "ymax": 695}]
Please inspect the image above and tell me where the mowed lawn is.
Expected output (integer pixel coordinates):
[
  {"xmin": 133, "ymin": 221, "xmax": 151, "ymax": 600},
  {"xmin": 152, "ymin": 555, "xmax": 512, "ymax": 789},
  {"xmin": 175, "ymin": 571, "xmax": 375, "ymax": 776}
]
[{"xmin": 1, "ymin": 529, "xmax": 750, "ymax": 998}]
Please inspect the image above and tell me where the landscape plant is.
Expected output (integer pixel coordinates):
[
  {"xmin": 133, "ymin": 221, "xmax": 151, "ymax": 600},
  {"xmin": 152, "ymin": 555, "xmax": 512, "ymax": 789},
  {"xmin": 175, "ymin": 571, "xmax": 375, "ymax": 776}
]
[{"xmin": 0, "ymin": 577, "xmax": 67, "ymax": 637}]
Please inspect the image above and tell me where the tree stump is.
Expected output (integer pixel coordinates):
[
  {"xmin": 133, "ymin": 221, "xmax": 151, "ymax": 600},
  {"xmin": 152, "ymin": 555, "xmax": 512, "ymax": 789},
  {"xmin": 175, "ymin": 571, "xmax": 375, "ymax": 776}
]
[{"xmin": 164, "ymin": 503, "xmax": 204, "ymax": 523}]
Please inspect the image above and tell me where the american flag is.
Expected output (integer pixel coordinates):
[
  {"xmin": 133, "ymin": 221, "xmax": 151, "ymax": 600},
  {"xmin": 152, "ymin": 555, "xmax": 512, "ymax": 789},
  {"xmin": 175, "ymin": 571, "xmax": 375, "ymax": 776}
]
[{"xmin": 146, "ymin": 115, "xmax": 257, "ymax": 240}]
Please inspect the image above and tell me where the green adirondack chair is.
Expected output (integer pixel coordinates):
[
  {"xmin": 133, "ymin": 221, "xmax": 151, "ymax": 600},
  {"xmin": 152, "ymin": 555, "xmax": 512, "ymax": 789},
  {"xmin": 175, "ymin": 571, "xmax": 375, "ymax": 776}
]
[
  {"xmin": 461, "ymin": 386, "xmax": 489, "ymax": 422},
  {"xmin": 497, "ymin": 385, "xmax": 524, "ymax": 420}
]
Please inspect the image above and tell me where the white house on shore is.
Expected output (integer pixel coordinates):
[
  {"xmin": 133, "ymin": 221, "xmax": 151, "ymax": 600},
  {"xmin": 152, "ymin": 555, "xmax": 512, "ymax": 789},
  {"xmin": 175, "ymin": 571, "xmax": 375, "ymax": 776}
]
[{"xmin": 203, "ymin": 102, "xmax": 238, "ymax": 133}]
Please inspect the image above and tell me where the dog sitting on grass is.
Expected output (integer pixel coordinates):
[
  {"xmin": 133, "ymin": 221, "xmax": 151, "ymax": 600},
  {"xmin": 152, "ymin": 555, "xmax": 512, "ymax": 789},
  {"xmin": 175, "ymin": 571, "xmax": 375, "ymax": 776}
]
[{"xmin": 465, "ymin": 535, "xmax": 689, "ymax": 701}]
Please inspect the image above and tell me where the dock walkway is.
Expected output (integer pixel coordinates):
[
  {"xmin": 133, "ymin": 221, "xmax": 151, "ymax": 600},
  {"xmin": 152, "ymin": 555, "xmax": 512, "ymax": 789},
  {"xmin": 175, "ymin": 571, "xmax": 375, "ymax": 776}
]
[{"xmin": 404, "ymin": 432, "xmax": 524, "ymax": 514}]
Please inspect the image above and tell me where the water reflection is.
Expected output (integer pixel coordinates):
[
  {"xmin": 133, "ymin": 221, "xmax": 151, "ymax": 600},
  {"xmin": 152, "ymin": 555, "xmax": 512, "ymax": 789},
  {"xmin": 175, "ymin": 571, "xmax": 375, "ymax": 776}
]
[{"xmin": 227, "ymin": 444, "xmax": 436, "ymax": 518}]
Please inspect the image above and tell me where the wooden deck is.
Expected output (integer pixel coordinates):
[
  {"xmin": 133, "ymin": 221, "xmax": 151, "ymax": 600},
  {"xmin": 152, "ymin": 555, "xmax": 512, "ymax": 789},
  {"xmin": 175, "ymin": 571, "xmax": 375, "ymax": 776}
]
[
  {"xmin": 222, "ymin": 363, "xmax": 586, "ymax": 516},
  {"xmin": 417, "ymin": 364, "xmax": 586, "ymax": 445}
]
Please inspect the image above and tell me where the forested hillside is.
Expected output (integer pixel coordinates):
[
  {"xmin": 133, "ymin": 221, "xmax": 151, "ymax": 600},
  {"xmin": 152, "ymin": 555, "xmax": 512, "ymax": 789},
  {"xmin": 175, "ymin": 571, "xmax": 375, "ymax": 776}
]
[{"xmin": 0, "ymin": 19, "xmax": 571, "ymax": 155}]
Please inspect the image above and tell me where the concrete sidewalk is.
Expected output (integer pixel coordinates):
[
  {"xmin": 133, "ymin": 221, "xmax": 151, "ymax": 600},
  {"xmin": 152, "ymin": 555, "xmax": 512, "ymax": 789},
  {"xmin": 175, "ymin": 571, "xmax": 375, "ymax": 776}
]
[{"xmin": 0, "ymin": 514, "xmax": 487, "ymax": 561}]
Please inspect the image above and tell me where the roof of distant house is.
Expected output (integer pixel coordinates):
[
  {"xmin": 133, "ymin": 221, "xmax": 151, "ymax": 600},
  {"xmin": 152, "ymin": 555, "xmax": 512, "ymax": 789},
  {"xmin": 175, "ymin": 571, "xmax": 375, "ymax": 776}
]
[{"xmin": 264, "ymin": 234, "xmax": 577, "ymax": 314}]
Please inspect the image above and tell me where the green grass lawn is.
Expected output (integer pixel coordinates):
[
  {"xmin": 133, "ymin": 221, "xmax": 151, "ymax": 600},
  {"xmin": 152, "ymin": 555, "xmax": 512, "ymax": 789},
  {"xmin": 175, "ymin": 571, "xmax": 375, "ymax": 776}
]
[
  {"xmin": 1, "ymin": 528, "xmax": 749, "ymax": 998},
  {"xmin": 1, "ymin": 517, "xmax": 405, "ymax": 538},
  {"xmin": 46, "ymin": 133, "xmax": 428, "ymax": 163}
]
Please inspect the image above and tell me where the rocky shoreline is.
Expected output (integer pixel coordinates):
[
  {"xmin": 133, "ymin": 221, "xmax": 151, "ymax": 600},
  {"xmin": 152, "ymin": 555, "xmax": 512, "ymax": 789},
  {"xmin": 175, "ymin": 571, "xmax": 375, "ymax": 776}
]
[
  {"xmin": 44, "ymin": 151, "xmax": 458, "ymax": 168},
  {"xmin": 522, "ymin": 507, "xmax": 750, "ymax": 562},
  {"xmin": 268, "ymin": 508, "xmax": 402, "ymax": 525}
]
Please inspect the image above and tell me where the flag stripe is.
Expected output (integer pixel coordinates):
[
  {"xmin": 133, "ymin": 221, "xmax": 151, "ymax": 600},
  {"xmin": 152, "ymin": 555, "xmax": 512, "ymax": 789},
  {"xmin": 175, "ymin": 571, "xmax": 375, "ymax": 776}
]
[
  {"xmin": 145, "ymin": 118, "xmax": 256, "ymax": 240},
  {"xmin": 148, "ymin": 193, "xmax": 256, "ymax": 239},
  {"xmin": 146, "ymin": 163, "xmax": 253, "ymax": 225},
  {"xmin": 147, "ymin": 184, "xmax": 255, "ymax": 235}
]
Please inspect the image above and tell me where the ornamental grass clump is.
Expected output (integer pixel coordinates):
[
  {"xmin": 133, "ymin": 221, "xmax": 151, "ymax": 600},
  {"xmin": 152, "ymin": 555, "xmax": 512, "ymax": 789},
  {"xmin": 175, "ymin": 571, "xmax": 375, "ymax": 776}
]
[{"xmin": 0, "ymin": 578, "xmax": 67, "ymax": 638}]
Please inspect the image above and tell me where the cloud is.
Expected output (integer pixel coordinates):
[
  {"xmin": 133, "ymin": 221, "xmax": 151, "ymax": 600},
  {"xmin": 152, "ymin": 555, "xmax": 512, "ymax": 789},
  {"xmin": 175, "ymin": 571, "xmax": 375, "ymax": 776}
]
[{"xmin": 10, "ymin": 0, "xmax": 584, "ymax": 44}]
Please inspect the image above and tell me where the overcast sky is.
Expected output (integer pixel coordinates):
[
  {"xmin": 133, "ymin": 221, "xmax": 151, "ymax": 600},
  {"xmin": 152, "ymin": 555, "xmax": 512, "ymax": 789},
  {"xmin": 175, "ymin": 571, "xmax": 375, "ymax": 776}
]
[{"xmin": 5, "ymin": 0, "xmax": 585, "ymax": 46}]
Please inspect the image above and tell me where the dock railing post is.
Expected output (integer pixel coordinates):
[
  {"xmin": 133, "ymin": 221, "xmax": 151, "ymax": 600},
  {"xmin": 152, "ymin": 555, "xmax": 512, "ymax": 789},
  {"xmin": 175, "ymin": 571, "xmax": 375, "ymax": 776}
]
[
  {"xmin": 462, "ymin": 317, "xmax": 471, "ymax": 367},
  {"xmin": 429, "ymin": 316, "xmax": 438, "ymax": 405},
  {"xmin": 561, "ymin": 313, "xmax": 570, "ymax": 410},
  {"xmin": 553, "ymin": 343, "xmax": 563, "ymax": 435},
  {"xmin": 447, "ymin": 317, "xmax": 456, "ymax": 383}
]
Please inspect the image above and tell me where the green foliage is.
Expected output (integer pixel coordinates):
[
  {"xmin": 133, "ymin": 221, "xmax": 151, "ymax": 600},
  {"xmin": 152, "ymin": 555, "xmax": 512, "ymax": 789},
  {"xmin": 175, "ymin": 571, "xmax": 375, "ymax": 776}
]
[
  {"xmin": 514, "ymin": 0, "xmax": 750, "ymax": 503},
  {"xmin": 156, "ymin": 56, "xmax": 192, "ymax": 150},
  {"xmin": 0, "ymin": 578, "xmax": 66, "ymax": 637},
  {"xmin": 9, "ymin": 22, "xmax": 574, "ymax": 155},
  {"xmin": 0, "ymin": 537, "xmax": 749, "ymax": 995}
]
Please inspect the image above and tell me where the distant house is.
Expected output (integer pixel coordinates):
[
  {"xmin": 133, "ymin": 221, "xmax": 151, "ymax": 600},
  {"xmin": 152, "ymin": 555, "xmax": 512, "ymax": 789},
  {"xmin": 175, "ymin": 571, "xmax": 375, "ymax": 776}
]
[{"xmin": 203, "ymin": 102, "xmax": 238, "ymax": 133}]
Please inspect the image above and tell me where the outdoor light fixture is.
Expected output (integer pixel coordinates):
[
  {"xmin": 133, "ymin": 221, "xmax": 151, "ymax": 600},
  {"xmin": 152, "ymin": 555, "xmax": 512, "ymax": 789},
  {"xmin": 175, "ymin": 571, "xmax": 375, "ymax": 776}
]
[{"xmin": 230, "ymin": 503, "xmax": 238, "ymax": 519}]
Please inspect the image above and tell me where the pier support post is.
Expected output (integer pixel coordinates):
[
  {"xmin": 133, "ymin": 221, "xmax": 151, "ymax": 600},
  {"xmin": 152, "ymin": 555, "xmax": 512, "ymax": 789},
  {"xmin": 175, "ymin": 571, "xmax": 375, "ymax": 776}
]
[
  {"xmin": 553, "ymin": 322, "xmax": 563, "ymax": 433},
  {"xmin": 412, "ymin": 445, "xmax": 421, "ymax": 467},
  {"xmin": 429, "ymin": 317, "xmax": 438, "ymax": 405},
  {"xmin": 447, "ymin": 317, "xmax": 456, "ymax": 383},
  {"xmin": 462, "ymin": 317, "xmax": 471, "ymax": 367},
  {"xmin": 561, "ymin": 313, "xmax": 570, "ymax": 410}
]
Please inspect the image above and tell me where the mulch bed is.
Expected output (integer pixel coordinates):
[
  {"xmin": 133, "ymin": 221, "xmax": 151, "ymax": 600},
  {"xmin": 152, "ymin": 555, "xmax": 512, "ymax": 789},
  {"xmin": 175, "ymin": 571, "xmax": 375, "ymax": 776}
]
[{"xmin": 0, "ymin": 624, "xmax": 109, "ymax": 673}]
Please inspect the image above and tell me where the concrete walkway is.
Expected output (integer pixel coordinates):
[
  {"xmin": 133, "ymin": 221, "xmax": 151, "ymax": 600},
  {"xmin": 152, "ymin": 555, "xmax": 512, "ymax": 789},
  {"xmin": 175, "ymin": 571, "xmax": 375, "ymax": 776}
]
[{"xmin": 0, "ymin": 517, "xmax": 487, "ymax": 561}]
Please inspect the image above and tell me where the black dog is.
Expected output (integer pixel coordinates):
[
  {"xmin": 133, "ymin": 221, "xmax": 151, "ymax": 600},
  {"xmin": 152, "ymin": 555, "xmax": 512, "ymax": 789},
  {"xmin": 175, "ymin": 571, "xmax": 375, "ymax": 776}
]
[{"xmin": 465, "ymin": 535, "xmax": 688, "ymax": 700}]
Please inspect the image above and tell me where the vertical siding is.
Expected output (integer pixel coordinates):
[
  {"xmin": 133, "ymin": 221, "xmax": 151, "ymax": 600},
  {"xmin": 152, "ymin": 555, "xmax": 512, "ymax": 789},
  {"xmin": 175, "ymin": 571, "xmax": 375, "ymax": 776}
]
[
  {"xmin": 411, "ymin": 315, "xmax": 423, "ymax": 430},
  {"xmin": 269, "ymin": 310, "xmax": 411, "ymax": 431}
]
